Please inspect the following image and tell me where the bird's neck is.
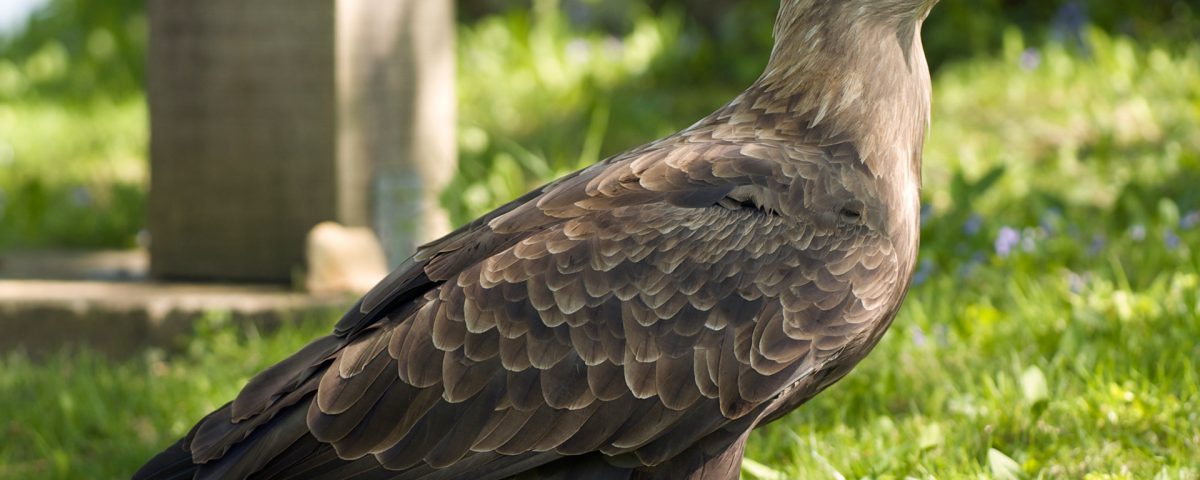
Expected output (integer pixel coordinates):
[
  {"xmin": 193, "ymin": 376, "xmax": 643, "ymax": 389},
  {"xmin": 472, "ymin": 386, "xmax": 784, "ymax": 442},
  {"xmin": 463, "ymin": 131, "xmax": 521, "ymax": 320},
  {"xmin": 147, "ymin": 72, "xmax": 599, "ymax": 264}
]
[
  {"xmin": 706, "ymin": 1, "xmax": 931, "ymax": 264},
  {"xmin": 742, "ymin": 2, "xmax": 932, "ymax": 184}
]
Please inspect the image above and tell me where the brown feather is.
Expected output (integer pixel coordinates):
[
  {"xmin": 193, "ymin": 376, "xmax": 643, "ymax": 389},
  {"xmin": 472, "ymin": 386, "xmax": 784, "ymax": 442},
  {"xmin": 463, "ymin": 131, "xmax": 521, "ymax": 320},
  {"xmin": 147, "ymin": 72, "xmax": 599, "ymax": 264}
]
[
  {"xmin": 230, "ymin": 335, "xmax": 342, "ymax": 421},
  {"xmin": 470, "ymin": 406, "xmax": 541, "ymax": 452},
  {"xmin": 540, "ymin": 355, "xmax": 597, "ymax": 410},
  {"xmin": 587, "ymin": 361, "xmax": 630, "ymax": 401},
  {"xmin": 442, "ymin": 349, "xmax": 497, "ymax": 403},
  {"xmin": 140, "ymin": 0, "xmax": 937, "ymax": 477},
  {"xmin": 424, "ymin": 374, "xmax": 507, "ymax": 467},
  {"xmin": 315, "ymin": 349, "xmax": 392, "ymax": 416},
  {"xmin": 654, "ymin": 350, "xmax": 703, "ymax": 410},
  {"xmin": 506, "ymin": 367, "xmax": 544, "ymax": 411}
]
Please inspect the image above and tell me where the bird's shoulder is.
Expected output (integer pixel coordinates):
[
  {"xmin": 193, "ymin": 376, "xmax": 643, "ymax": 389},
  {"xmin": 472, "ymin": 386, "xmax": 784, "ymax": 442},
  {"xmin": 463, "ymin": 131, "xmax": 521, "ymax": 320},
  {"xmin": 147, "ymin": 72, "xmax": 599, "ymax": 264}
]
[{"xmin": 333, "ymin": 134, "xmax": 848, "ymax": 338}]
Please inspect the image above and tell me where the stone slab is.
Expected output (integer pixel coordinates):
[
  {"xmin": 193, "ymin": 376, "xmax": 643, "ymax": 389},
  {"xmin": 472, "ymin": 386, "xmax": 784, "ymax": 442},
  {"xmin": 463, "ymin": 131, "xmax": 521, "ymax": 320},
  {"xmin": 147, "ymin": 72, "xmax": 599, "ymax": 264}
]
[
  {"xmin": 0, "ymin": 249, "xmax": 149, "ymax": 281},
  {"xmin": 0, "ymin": 279, "xmax": 350, "ymax": 357}
]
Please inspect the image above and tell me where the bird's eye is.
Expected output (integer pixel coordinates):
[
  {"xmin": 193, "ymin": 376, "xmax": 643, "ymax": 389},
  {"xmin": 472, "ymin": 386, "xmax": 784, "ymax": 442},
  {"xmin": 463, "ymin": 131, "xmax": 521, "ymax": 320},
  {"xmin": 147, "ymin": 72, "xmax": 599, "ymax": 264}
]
[{"xmin": 839, "ymin": 207, "xmax": 863, "ymax": 223}]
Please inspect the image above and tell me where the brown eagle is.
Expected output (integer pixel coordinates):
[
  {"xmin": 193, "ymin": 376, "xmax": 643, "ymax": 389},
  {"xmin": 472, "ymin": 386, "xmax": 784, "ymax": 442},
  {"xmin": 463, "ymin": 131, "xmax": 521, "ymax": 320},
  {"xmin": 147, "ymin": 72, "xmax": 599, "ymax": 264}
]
[{"xmin": 137, "ymin": 0, "xmax": 936, "ymax": 478}]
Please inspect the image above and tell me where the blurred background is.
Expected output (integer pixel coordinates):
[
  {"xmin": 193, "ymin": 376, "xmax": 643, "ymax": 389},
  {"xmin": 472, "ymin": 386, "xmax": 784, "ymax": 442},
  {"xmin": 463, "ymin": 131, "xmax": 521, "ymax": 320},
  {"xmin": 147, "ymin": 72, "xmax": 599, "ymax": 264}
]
[{"xmin": 0, "ymin": 0, "xmax": 1198, "ymax": 478}]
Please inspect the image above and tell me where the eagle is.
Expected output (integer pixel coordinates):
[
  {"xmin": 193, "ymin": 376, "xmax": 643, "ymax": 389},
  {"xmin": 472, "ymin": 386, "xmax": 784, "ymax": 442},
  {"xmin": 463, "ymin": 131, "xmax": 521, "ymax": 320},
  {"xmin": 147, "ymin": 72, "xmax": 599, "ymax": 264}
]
[{"xmin": 136, "ymin": 0, "xmax": 936, "ymax": 478}]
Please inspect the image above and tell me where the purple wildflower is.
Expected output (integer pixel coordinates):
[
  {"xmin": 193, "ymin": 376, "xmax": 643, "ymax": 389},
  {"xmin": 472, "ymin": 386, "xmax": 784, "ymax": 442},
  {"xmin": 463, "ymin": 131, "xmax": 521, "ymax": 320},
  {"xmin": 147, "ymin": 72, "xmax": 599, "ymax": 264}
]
[
  {"xmin": 934, "ymin": 324, "xmax": 949, "ymax": 347},
  {"xmin": 1088, "ymin": 234, "xmax": 1106, "ymax": 256},
  {"xmin": 70, "ymin": 186, "xmax": 92, "ymax": 207},
  {"xmin": 1165, "ymin": 229, "xmax": 1181, "ymax": 250},
  {"xmin": 1053, "ymin": 1, "xmax": 1090, "ymax": 52},
  {"xmin": 1021, "ymin": 228, "xmax": 1038, "ymax": 252},
  {"xmin": 565, "ymin": 39, "xmax": 591, "ymax": 64},
  {"xmin": 963, "ymin": 213, "xmax": 983, "ymax": 236},
  {"xmin": 1182, "ymin": 211, "xmax": 1200, "ymax": 230},
  {"xmin": 564, "ymin": 1, "xmax": 593, "ymax": 24},
  {"xmin": 912, "ymin": 258, "xmax": 935, "ymax": 286},
  {"xmin": 910, "ymin": 325, "xmax": 928, "ymax": 348},
  {"xmin": 1020, "ymin": 48, "xmax": 1042, "ymax": 71},
  {"xmin": 1040, "ymin": 208, "xmax": 1062, "ymax": 237},
  {"xmin": 995, "ymin": 226, "xmax": 1020, "ymax": 258},
  {"xmin": 602, "ymin": 36, "xmax": 623, "ymax": 56},
  {"xmin": 959, "ymin": 252, "xmax": 985, "ymax": 278},
  {"xmin": 1129, "ymin": 224, "xmax": 1146, "ymax": 242},
  {"xmin": 1067, "ymin": 271, "xmax": 1087, "ymax": 294}
]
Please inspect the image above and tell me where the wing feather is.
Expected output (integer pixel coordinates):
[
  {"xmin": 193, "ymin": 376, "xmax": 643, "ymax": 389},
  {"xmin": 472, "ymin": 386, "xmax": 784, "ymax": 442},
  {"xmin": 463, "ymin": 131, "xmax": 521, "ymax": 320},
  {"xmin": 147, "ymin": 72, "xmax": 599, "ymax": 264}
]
[{"xmin": 170, "ymin": 139, "xmax": 901, "ymax": 479}]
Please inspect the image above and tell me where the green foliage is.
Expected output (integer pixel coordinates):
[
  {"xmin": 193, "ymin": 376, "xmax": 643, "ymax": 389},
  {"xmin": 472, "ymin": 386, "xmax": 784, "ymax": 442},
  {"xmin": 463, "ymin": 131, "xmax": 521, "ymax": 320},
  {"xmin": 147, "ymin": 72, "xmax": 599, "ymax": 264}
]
[
  {"xmin": 923, "ymin": 0, "xmax": 1199, "ymax": 68},
  {"xmin": 0, "ymin": 0, "xmax": 145, "ymax": 102},
  {"xmin": 462, "ymin": 0, "xmax": 1200, "ymax": 71},
  {"xmin": 447, "ymin": 0, "xmax": 789, "ymax": 226},
  {"xmin": 0, "ymin": 0, "xmax": 148, "ymax": 249},
  {"xmin": 3, "ymin": 0, "xmax": 1197, "ymax": 247},
  {"xmin": 447, "ymin": 0, "xmax": 716, "ymax": 224},
  {"xmin": 0, "ymin": 98, "xmax": 146, "ymax": 248},
  {"xmin": 921, "ymin": 29, "xmax": 1200, "ymax": 278}
]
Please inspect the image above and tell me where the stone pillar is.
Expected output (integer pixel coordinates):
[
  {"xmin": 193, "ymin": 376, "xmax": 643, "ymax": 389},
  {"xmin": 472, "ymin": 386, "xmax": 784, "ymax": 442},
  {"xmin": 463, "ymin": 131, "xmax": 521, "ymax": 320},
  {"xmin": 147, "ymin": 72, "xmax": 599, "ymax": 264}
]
[
  {"xmin": 147, "ymin": 0, "xmax": 455, "ymax": 282},
  {"xmin": 336, "ymin": 0, "xmax": 457, "ymax": 264}
]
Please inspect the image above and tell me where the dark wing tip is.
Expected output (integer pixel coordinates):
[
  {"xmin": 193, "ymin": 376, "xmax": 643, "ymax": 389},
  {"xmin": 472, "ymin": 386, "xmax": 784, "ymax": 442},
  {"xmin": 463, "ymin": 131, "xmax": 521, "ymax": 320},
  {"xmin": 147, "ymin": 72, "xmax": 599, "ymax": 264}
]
[{"xmin": 133, "ymin": 437, "xmax": 197, "ymax": 480}]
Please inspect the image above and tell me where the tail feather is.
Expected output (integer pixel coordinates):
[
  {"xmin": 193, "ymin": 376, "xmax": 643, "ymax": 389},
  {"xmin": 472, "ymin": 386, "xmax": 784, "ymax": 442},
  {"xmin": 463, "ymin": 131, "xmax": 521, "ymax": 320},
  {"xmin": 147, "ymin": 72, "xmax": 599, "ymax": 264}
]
[
  {"xmin": 133, "ymin": 438, "xmax": 199, "ymax": 480},
  {"xmin": 194, "ymin": 399, "xmax": 311, "ymax": 480}
]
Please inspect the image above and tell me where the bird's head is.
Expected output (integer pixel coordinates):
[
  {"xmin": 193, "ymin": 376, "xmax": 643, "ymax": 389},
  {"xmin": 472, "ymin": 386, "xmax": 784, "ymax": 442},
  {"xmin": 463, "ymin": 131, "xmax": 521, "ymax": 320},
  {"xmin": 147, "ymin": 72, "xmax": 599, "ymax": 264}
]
[
  {"xmin": 758, "ymin": 0, "xmax": 936, "ymax": 207},
  {"xmin": 764, "ymin": 0, "xmax": 938, "ymax": 91},
  {"xmin": 785, "ymin": 0, "xmax": 938, "ymax": 21},
  {"xmin": 856, "ymin": 0, "xmax": 939, "ymax": 21},
  {"xmin": 774, "ymin": 0, "xmax": 938, "ymax": 35}
]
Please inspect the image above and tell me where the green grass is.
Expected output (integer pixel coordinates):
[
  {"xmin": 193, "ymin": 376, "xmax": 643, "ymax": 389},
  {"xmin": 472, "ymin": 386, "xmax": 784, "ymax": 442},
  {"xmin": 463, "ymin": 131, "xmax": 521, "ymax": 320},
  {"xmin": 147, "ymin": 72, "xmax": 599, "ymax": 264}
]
[
  {"xmin": 0, "ymin": 312, "xmax": 335, "ymax": 479},
  {"xmin": 1, "ymin": 18, "xmax": 1199, "ymax": 480},
  {"xmin": 745, "ymin": 267, "xmax": 1200, "ymax": 479}
]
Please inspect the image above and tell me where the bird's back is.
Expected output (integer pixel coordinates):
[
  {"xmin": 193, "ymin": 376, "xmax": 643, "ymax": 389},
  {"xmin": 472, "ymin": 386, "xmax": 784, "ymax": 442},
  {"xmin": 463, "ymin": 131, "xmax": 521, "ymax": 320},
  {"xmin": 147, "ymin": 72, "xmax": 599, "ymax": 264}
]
[{"xmin": 136, "ymin": 0, "xmax": 936, "ymax": 477}]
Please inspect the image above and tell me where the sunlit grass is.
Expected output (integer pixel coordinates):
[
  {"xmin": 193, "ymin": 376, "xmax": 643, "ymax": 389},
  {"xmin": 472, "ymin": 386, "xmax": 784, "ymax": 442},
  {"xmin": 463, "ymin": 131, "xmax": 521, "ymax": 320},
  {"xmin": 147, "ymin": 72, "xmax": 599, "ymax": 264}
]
[
  {"xmin": 0, "ymin": 312, "xmax": 335, "ymax": 480},
  {"xmin": 745, "ymin": 267, "xmax": 1200, "ymax": 479},
  {"xmin": 925, "ymin": 29, "xmax": 1200, "ymax": 229}
]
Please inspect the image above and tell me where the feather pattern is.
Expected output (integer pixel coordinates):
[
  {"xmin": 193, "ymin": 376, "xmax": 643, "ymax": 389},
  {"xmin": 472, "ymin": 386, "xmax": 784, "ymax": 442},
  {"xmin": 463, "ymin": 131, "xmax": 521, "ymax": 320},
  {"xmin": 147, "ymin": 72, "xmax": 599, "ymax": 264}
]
[{"xmin": 134, "ymin": 0, "xmax": 938, "ymax": 478}]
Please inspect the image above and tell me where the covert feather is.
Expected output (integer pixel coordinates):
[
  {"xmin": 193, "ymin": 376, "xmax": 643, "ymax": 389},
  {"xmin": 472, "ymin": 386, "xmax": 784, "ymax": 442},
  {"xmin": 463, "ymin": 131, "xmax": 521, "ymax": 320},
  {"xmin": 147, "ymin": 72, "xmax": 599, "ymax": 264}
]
[{"xmin": 136, "ymin": 0, "xmax": 938, "ymax": 478}]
